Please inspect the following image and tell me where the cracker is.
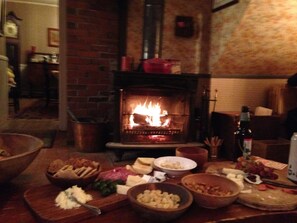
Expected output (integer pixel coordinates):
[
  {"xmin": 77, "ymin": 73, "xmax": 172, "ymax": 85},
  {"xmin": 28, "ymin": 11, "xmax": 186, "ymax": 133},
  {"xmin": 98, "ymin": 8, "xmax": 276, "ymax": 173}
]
[
  {"xmin": 53, "ymin": 168, "xmax": 79, "ymax": 179},
  {"xmin": 74, "ymin": 166, "xmax": 86, "ymax": 175},
  {"xmin": 79, "ymin": 166, "xmax": 93, "ymax": 178},
  {"xmin": 83, "ymin": 168, "xmax": 98, "ymax": 178}
]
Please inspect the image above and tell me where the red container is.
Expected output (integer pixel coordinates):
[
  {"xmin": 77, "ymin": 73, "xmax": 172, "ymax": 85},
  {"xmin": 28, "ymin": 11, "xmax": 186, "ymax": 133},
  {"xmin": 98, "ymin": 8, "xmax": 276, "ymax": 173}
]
[{"xmin": 143, "ymin": 58, "xmax": 172, "ymax": 74}]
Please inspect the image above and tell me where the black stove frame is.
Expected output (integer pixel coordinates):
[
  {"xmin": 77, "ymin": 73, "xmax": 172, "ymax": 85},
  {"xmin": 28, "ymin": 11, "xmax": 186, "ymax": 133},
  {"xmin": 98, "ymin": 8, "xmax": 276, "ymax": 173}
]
[{"xmin": 113, "ymin": 71, "xmax": 199, "ymax": 144}]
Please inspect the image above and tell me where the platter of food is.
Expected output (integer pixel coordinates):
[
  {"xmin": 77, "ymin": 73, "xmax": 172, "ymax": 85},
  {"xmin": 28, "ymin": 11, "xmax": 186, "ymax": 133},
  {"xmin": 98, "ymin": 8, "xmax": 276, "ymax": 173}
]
[
  {"xmin": 24, "ymin": 155, "xmax": 191, "ymax": 222},
  {"xmin": 205, "ymin": 156, "xmax": 297, "ymax": 211},
  {"xmin": 24, "ymin": 184, "xmax": 129, "ymax": 223},
  {"xmin": 24, "ymin": 152, "xmax": 297, "ymax": 222}
]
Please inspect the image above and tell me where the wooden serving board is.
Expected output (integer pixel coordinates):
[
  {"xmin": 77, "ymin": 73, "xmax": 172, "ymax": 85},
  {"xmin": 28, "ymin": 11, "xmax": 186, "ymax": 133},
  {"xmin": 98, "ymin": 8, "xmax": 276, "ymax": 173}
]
[
  {"xmin": 24, "ymin": 184, "xmax": 128, "ymax": 223},
  {"xmin": 205, "ymin": 161, "xmax": 297, "ymax": 211}
]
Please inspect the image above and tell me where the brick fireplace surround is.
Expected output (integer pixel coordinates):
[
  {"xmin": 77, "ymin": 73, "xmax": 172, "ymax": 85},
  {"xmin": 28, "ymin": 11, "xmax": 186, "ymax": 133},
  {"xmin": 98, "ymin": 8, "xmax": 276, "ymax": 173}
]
[{"xmin": 65, "ymin": 1, "xmax": 211, "ymax": 151}]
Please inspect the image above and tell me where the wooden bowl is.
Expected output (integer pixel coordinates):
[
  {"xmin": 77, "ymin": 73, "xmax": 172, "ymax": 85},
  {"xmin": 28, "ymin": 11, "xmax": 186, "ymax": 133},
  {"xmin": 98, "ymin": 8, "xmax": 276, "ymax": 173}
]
[
  {"xmin": 0, "ymin": 133, "xmax": 43, "ymax": 184},
  {"xmin": 181, "ymin": 173, "xmax": 240, "ymax": 209},
  {"xmin": 127, "ymin": 182, "xmax": 193, "ymax": 222},
  {"xmin": 176, "ymin": 146, "xmax": 208, "ymax": 170}
]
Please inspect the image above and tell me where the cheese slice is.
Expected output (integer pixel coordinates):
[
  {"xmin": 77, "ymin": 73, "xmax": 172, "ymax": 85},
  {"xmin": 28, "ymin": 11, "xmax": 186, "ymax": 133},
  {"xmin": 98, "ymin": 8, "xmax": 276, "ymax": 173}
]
[
  {"xmin": 126, "ymin": 175, "xmax": 146, "ymax": 187},
  {"xmin": 137, "ymin": 157, "xmax": 155, "ymax": 166},
  {"xmin": 132, "ymin": 163, "xmax": 153, "ymax": 175},
  {"xmin": 116, "ymin": 185, "xmax": 131, "ymax": 195},
  {"xmin": 222, "ymin": 168, "xmax": 245, "ymax": 175}
]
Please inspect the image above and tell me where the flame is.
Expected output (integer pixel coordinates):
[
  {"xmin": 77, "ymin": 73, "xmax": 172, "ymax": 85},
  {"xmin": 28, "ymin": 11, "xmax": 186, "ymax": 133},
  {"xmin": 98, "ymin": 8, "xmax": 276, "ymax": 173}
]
[{"xmin": 129, "ymin": 101, "xmax": 170, "ymax": 128}]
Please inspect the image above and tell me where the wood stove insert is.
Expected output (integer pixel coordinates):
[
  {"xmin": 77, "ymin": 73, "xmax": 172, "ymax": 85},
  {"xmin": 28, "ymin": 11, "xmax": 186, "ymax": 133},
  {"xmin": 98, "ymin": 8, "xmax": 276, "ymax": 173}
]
[{"xmin": 110, "ymin": 71, "xmax": 201, "ymax": 145}]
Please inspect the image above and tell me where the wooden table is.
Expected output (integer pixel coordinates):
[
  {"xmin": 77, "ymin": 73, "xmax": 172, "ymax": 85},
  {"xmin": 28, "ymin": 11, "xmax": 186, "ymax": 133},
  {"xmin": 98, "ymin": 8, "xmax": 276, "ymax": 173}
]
[{"xmin": 1, "ymin": 147, "xmax": 297, "ymax": 223}]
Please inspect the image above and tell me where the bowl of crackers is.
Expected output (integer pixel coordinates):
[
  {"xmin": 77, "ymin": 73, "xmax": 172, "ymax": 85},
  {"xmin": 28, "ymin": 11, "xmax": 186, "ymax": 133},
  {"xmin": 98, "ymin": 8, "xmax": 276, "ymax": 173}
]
[{"xmin": 46, "ymin": 157, "xmax": 101, "ymax": 188}]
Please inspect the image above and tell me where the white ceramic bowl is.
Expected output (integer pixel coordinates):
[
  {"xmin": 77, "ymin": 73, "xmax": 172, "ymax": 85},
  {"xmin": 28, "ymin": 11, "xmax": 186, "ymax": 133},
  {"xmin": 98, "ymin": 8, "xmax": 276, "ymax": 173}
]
[{"xmin": 153, "ymin": 156, "xmax": 197, "ymax": 177}]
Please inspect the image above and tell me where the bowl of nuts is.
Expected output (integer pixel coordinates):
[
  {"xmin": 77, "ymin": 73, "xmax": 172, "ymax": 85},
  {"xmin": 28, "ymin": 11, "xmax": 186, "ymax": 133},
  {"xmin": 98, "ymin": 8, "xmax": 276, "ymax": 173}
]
[
  {"xmin": 181, "ymin": 173, "xmax": 240, "ymax": 209},
  {"xmin": 127, "ymin": 182, "xmax": 193, "ymax": 222},
  {"xmin": 46, "ymin": 157, "xmax": 101, "ymax": 188},
  {"xmin": 153, "ymin": 156, "xmax": 197, "ymax": 177}
]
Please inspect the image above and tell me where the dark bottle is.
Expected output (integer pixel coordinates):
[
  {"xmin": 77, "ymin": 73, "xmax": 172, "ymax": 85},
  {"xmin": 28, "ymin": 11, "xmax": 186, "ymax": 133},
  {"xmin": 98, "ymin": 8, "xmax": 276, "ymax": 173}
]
[{"xmin": 234, "ymin": 106, "xmax": 252, "ymax": 161}]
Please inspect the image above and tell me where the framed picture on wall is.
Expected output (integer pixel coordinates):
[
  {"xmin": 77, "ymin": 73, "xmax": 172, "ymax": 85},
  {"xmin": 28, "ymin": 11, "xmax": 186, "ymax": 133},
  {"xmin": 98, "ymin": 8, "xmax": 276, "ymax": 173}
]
[
  {"xmin": 212, "ymin": 0, "xmax": 239, "ymax": 12},
  {"xmin": 48, "ymin": 28, "xmax": 59, "ymax": 47},
  {"xmin": 0, "ymin": 0, "xmax": 6, "ymax": 36}
]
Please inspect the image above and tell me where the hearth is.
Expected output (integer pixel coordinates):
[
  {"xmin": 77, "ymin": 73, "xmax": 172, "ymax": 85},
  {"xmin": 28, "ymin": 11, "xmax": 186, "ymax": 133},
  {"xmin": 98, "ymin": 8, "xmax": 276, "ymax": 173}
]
[{"xmin": 112, "ymin": 71, "xmax": 199, "ymax": 145}]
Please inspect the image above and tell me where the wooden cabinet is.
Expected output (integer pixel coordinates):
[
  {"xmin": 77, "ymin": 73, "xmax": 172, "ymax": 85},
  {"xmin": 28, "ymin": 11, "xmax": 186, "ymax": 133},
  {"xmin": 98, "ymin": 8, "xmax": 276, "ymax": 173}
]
[
  {"xmin": 211, "ymin": 111, "xmax": 281, "ymax": 160},
  {"xmin": 27, "ymin": 53, "xmax": 59, "ymax": 98}
]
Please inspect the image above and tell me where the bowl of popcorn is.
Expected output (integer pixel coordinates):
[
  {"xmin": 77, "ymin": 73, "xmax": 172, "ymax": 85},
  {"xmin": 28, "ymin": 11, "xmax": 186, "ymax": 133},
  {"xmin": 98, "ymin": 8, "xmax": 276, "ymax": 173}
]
[
  {"xmin": 46, "ymin": 157, "xmax": 100, "ymax": 188},
  {"xmin": 153, "ymin": 156, "xmax": 197, "ymax": 177},
  {"xmin": 127, "ymin": 182, "xmax": 193, "ymax": 222},
  {"xmin": 181, "ymin": 173, "xmax": 240, "ymax": 209}
]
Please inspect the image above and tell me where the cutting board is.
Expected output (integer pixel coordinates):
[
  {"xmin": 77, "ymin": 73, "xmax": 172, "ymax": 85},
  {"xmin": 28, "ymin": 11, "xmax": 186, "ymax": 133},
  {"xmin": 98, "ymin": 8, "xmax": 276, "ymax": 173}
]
[
  {"xmin": 205, "ymin": 161, "xmax": 297, "ymax": 211},
  {"xmin": 24, "ymin": 184, "xmax": 128, "ymax": 223}
]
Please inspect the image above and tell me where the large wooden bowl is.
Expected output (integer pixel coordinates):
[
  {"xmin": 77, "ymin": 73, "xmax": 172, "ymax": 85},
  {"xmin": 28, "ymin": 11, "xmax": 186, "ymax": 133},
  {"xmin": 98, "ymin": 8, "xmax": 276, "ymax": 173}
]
[
  {"xmin": 0, "ymin": 133, "xmax": 44, "ymax": 184},
  {"xmin": 127, "ymin": 182, "xmax": 193, "ymax": 222},
  {"xmin": 181, "ymin": 173, "xmax": 240, "ymax": 209}
]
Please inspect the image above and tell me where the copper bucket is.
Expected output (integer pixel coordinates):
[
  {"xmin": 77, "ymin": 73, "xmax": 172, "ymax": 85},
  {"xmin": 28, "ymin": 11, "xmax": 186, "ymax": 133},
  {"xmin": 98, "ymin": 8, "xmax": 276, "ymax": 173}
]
[{"xmin": 72, "ymin": 118, "xmax": 106, "ymax": 152}]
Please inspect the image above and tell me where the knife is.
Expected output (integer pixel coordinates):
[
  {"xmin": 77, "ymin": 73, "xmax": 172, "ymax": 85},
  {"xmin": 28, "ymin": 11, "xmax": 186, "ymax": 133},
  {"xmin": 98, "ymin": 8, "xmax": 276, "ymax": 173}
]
[
  {"xmin": 262, "ymin": 179, "xmax": 297, "ymax": 189},
  {"xmin": 64, "ymin": 191, "xmax": 101, "ymax": 216}
]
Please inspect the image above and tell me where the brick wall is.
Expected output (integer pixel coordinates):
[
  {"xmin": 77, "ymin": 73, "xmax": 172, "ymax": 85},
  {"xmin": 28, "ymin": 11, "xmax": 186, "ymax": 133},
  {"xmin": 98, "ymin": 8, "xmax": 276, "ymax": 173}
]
[{"xmin": 66, "ymin": 0, "xmax": 119, "ymax": 121}]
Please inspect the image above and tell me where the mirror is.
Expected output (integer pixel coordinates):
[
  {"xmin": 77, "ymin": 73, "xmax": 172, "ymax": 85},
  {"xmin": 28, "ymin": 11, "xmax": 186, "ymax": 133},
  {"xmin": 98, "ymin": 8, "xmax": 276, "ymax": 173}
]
[{"xmin": 142, "ymin": 0, "xmax": 164, "ymax": 59}]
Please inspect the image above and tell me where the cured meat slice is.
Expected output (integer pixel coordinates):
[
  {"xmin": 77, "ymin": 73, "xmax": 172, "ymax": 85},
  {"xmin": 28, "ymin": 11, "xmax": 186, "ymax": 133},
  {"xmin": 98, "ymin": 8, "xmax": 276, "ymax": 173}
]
[{"xmin": 98, "ymin": 167, "xmax": 137, "ymax": 182}]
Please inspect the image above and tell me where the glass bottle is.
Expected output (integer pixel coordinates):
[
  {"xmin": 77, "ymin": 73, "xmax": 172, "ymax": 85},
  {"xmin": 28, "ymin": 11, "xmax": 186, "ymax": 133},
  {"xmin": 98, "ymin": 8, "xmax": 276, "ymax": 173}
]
[
  {"xmin": 287, "ymin": 132, "xmax": 297, "ymax": 183},
  {"xmin": 234, "ymin": 106, "xmax": 252, "ymax": 161}
]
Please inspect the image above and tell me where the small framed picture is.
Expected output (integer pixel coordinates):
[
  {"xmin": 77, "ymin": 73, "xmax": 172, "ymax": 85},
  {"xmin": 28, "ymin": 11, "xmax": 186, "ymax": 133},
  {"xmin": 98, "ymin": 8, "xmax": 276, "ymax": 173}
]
[
  {"xmin": 0, "ymin": 0, "xmax": 6, "ymax": 36},
  {"xmin": 212, "ymin": 0, "xmax": 239, "ymax": 12},
  {"xmin": 48, "ymin": 28, "xmax": 59, "ymax": 47}
]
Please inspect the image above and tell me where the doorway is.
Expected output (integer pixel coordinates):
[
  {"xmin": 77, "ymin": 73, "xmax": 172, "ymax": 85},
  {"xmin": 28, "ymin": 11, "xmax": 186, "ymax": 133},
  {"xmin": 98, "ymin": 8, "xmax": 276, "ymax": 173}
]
[
  {"xmin": 6, "ymin": 0, "xmax": 60, "ymax": 120},
  {"xmin": 2, "ymin": 0, "xmax": 67, "ymax": 131}
]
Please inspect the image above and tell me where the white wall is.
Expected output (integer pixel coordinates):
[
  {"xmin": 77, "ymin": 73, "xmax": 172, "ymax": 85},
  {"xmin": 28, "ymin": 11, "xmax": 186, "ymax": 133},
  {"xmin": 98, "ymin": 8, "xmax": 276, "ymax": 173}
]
[
  {"xmin": 209, "ymin": 78, "xmax": 287, "ymax": 113},
  {"xmin": 7, "ymin": 1, "xmax": 59, "ymax": 64}
]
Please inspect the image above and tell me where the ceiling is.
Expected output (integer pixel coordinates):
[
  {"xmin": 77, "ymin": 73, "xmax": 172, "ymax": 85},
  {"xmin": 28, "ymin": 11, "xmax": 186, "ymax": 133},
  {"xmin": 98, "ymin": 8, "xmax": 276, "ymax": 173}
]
[{"xmin": 8, "ymin": 0, "xmax": 58, "ymax": 6}]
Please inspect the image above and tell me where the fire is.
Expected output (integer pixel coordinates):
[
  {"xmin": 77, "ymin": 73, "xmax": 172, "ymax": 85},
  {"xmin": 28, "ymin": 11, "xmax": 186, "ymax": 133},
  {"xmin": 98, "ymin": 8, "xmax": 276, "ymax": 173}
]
[{"xmin": 129, "ymin": 101, "xmax": 170, "ymax": 128}]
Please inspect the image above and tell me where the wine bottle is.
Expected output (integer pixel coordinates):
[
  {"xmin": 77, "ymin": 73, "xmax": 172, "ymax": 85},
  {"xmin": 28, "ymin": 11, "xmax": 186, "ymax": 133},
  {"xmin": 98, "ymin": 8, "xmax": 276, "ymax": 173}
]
[{"xmin": 234, "ymin": 106, "xmax": 252, "ymax": 161}]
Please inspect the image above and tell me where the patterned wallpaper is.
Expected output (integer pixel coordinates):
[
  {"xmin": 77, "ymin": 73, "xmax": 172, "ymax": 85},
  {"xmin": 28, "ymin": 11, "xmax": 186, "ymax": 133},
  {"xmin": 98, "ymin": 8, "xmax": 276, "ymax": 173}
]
[
  {"xmin": 126, "ymin": 0, "xmax": 211, "ymax": 74},
  {"xmin": 127, "ymin": 0, "xmax": 297, "ymax": 76},
  {"xmin": 211, "ymin": 0, "xmax": 297, "ymax": 76}
]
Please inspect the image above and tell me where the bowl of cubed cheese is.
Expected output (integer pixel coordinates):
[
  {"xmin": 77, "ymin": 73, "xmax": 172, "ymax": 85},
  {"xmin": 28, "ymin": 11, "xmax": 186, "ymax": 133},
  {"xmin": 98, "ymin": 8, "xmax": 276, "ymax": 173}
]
[{"xmin": 127, "ymin": 182, "xmax": 193, "ymax": 222}]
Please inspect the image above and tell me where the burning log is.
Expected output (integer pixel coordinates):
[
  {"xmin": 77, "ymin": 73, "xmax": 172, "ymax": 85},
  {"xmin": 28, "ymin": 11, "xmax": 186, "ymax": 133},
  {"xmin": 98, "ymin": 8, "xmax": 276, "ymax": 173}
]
[{"xmin": 133, "ymin": 113, "xmax": 148, "ymax": 125}]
